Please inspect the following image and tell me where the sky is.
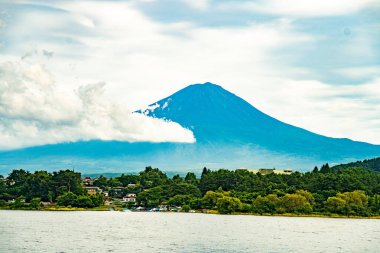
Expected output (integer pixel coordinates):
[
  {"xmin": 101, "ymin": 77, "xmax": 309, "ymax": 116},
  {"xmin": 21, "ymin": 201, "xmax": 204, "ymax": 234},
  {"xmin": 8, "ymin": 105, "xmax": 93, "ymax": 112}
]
[{"xmin": 0, "ymin": 0, "xmax": 379, "ymax": 149}]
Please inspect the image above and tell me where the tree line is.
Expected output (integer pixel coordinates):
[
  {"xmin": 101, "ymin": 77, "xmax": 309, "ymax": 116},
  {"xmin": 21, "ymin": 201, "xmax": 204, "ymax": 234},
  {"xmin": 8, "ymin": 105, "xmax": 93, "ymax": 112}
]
[
  {"xmin": 0, "ymin": 170, "xmax": 103, "ymax": 209},
  {"xmin": 0, "ymin": 164, "xmax": 380, "ymax": 216},
  {"xmin": 332, "ymin": 157, "xmax": 380, "ymax": 172}
]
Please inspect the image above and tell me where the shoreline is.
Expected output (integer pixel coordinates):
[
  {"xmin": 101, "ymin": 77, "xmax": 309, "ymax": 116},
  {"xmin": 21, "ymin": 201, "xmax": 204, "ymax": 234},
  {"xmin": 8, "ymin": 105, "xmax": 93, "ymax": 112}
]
[{"xmin": 1, "ymin": 207, "xmax": 379, "ymax": 219}]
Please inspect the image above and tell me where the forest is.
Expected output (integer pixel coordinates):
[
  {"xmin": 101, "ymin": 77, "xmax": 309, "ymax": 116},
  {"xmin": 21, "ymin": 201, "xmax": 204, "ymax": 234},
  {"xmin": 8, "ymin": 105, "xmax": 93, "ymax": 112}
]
[
  {"xmin": 1, "ymin": 162, "xmax": 380, "ymax": 216},
  {"xmin": 332, "ymin": 157, "xmax": 380, "ymax": 172}
]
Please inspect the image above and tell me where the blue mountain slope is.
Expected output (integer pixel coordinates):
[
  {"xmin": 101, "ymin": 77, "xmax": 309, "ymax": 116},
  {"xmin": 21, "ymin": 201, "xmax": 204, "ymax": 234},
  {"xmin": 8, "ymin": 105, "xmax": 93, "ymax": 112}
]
[
  {"xmin": 138, "ymin": 82, "xmax": 380, "ymax": 158},
  {"xmin": 0, "ymin": 82, "xmax": 379, "ymax": 174}
]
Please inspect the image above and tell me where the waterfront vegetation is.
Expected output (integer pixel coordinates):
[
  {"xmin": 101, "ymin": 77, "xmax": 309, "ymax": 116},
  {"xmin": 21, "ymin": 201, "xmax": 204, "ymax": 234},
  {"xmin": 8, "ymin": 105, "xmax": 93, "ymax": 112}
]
[{"xmin": 1, "ymin": 163, "xmax": 380, "ymax": 217}]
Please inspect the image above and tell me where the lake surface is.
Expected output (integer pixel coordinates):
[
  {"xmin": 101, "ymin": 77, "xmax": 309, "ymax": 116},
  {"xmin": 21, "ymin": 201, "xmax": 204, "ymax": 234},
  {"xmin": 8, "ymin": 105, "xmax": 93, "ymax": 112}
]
[{"xmin": 1, "ymin": 211, "xmax": 379, "ymax": 253}]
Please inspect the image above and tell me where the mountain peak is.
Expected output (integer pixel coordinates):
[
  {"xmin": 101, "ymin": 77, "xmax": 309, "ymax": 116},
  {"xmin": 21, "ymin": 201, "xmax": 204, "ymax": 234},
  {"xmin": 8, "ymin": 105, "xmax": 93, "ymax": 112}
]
[
  {"xmin": 138, "ymin": 82, "xmax": 380, "ymax": 159},
  {"xmin": 138, "ymin": 82, "xmax": 274, "ymax": 142},
  {"xmin": 193, "ymin": 81, "xmax": 219, "ymax": 87},
  {"xmin": 183, "ymin": 82, "xmax": 224, "ymax": 92}
]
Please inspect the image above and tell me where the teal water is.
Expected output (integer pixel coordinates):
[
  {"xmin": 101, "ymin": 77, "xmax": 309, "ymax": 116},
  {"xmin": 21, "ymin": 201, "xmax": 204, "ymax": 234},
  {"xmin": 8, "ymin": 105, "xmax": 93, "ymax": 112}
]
[{"xmin": 1, "ymin": 211, "xmax": 379, "ymax": 252}]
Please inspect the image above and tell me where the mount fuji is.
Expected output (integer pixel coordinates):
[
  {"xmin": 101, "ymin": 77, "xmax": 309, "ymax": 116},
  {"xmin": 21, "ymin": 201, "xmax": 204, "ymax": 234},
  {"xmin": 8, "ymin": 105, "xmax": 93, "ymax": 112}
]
[
  {"xmin": 1, "ymin": 82, "xmax": 379, "ymax": 174},
  {"xmin": 138, "ymin": 82, "xmax": 380, "ymax": 158}
]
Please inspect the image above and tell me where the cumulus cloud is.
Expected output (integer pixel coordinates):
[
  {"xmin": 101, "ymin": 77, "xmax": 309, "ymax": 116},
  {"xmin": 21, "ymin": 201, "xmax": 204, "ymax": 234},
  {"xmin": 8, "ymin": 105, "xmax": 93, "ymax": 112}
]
[{"xmin": 0, "ymin": 59, "xmax": 195, "ymax": 150}]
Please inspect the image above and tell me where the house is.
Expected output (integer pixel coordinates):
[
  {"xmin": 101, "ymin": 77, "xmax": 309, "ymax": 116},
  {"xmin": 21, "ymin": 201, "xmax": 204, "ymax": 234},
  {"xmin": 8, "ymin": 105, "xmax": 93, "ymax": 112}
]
[
  {"xmin": 273, "ymin": 169, "xmax": 293, "ymax": 175},
  {"xmin": 127, "ymin": 183, "xmax": 136, "ymax": 188},
  {"xmin": 122, "ymin": 193, "xmax": 136, "ymax": 203},
  {"xmin": 112, "ymin": 187, "xmax": 125, "ymax": 198},
  {"xmin": 241, "ymin": 168, "xmax": 293, "ymax": 175},
  {"xmin": 82, "ymin": 177, "xmax": 94, "ymax": 186},
  {"xmin": 85, "ymin": 186, "xmax": 102, "ymax": 195}
]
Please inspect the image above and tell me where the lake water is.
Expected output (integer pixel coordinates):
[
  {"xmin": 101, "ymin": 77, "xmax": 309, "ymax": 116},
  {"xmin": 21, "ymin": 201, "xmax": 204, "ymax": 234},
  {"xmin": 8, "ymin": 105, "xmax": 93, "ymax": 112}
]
[{"xmin": 1, "ymin": 211, "xmax": 379, "ymax": 253}]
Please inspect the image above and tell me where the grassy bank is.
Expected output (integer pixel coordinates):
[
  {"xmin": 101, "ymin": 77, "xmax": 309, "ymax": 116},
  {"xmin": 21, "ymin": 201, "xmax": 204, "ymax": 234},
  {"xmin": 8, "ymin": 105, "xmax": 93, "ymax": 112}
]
[
  {"xmin": 2, "ymin": 206, "xmax": 380, "ymax": 219},
  {"xmin": 233, "ymin": 212, "xmax": 380, "ymax": 219},
  {"xmin": 0, "ymin": 205, "xmax": 111, "ymax": 211}
]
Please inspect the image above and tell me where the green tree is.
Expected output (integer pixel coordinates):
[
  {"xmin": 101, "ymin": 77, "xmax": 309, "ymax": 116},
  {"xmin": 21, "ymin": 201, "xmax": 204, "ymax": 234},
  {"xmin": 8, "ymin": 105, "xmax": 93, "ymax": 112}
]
[
  {"xmin": 117, "ymin": 174, "xmax": 139, "ymax": 187},
  {"xmin": 279, "ymin": 193, "xmax": 312, "ymax": 213},
  {"xmin": 252, "ymin": 194, "xmax": 279, "ymax": 214},
  {"xmin": 0, "ymin": 200, "xmax": 7, "ymax": 207},
  {"xmin": 90, "ymin": 194, "xmax": 104, "ymax": 207},
  {"xmin": 295, "ymin": 190, "xmax": 315, "ymax": 207},
  {"xmin": 0, "ymin": 176, "xmax": 8, "ymax": 200},
  {"xmin": 216, "ymin": 196, "xmax": 242, "ymax": 214},
  {"xmin": 170, "ymin": 183, "xmax": 201, "ymax": 198},
  {"xmin": 108, "ymin": 178, "xmax": 122, "ymax": 188},
  {"xmin": 168, "ymin": 194, "xmax": 194, "ymax": 206},
  {"xmin": 8, "ymin": 169, "xmax": 30, "ymax": 186},
  {"xmin": 12, "ymin": 196, "xmax": 25, "ymax": 209},
  {"xmin": 324, "ymin": 190, "xmax": 368, "ymax": 216},
  {"xmin": 325, "ymin": 196, "xmax": 346, "ymax": 214},
  {"xmin": 201, "ymin": 167, "xmax": 209, "ymax": 177},
  {"xmin": 51, "ymin": 170, "xmax": 84, "ymax": 199},
  {"xmin": 6, "ymin": 170, "xmax": 31, "ymax": 199},
  {"xmin": 337, "ymin": 190, "xmax": 368, "ymax": 215},
  {"xmin": 201, "ymin": 191, "xmax": 225, "ymax": 209},
  {"xmin": 76, "ymin": 195, "xmax": 94, "ymax": 208},
  {"xmin": 30, "ymin": 197, "xmax": 41, "ymax": 210},
  {"xmin": 320, "ymin": 163, "xmax": 331, "ymax": 173},
  {"xmin": 182, "ymin": 204, "xmax": 191, "ymax": 212},
  {"xmin": 23, "ymin": 171, "xmax": 51, "ymax": 201},
  {"xmin": 57, "ymin": 192, "xmax": 78, "ymax": 207},
  {"xmin": 136, "ymin": 186, "xmax": 164, "ymax": 207},
  {"xmin": 172, "ymin": 174, "xmax": 183, "ymax": 183},
  {"xmin": 369, "ymin": 194, "xmax": 380, "ymax": 214},
  {"xmin": 185, "ymin": 172, "xmax": 197, "ymax": 184},
  {"xmin": 93, "ymin": 175, "xmax": 108, "ymax": 188},
  {"xmin": 139, "ymin": 167, "xmax": 168, "ymax": 188}
]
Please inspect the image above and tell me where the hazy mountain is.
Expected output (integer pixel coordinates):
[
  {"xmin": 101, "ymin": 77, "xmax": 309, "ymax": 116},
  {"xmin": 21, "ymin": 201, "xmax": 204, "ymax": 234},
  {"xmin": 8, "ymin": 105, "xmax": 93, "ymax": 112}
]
[{"xmin": 1, "ymin": 82, "xmax": 379, "ymax": 174}]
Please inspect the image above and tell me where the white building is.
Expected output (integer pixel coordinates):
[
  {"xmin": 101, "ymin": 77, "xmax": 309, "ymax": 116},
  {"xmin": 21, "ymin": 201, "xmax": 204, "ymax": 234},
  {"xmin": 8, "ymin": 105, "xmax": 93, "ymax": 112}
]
[
  {"xmin": 240, "ymin": 168, "xmax": 293, "ymax": 175},
  {"xmin": 85, "ymin": 186, "xmax": 102, "ymax": 195},
  {"xmin": 122, "ymin": 193, "xmax": 136, "ymax": 203}
]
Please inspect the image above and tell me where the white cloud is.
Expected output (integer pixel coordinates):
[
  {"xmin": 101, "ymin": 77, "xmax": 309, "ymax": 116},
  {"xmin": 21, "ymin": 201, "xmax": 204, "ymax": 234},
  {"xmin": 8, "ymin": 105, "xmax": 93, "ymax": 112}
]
[
  {"xmin": 336, "ymin": 66, "xmax": 380, "ymax": 79},
  {"xmin": 247, "ymin": 78, "xmax": 380, "ymax": 144},
  {"xmin": 1, "ymin": 0, "xmax": 379, "ymax": 146},
  {"xmin": 0, "ymin": 59, "xmax": 195, "ymax": 150},
  {"xmin": 218, "ymin": 0, "xmax": 378, "ymax": 17},
  {"xmin": 182, "ymin": 0, "xmax": 210, "ymax": 11},
  {"xmin": 2, "ymin": 1, "xmax": 310, "ymax": 108}
]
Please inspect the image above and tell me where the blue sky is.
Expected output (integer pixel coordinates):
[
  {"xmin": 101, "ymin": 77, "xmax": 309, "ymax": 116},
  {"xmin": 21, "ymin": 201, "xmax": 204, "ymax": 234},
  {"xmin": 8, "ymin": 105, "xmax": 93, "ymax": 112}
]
[{"xmin": 0, "ymin": 0, "xmax": 379, "ymax": 148}]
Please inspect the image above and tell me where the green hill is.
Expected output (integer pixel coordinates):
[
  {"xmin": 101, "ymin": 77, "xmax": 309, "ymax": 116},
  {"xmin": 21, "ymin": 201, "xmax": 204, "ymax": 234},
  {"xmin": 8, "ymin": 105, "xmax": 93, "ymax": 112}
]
[{"xmin": 332, "ymin": 157, "xmax": 380, "ymax": 172}]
